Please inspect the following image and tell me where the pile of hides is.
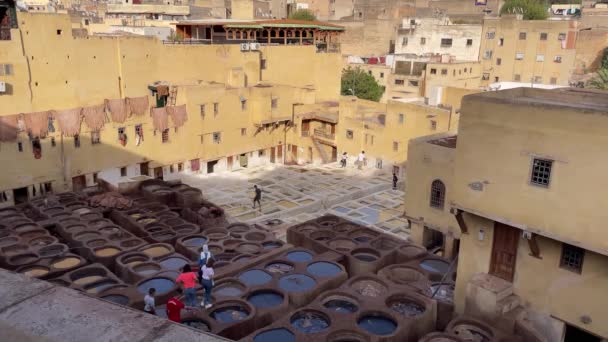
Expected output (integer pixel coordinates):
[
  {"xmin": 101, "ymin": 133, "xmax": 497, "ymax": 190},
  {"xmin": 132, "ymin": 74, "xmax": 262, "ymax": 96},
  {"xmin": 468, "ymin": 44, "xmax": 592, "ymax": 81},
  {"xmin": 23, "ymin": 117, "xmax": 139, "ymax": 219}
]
[
  {"xmin": 0, "ymin": 115, "xmax": 19, "ymax": 142},
  {"xmin": 89, "ymin": 192, "xmax": 133, "ymax": 209},
  {"xmin": 167, "ymin": 104, "xmax": 188, "ymax": 128},
  {"xmin": 127, "ymin": 96, "xmax": 149, "ymax": 117},
  {"xmin": 105, "ymin": 99, "xmax": 127, "ymax": 123},
  {"xmin": 54, "ymin": 108, "xmax": 82, "ymax": 137},
  {"xmin": 24, "ymin": 111, "xmax": 50, "ymax": 138},
  {"xmin": 82, "ymin": 104, "xmax": 106, "ymax": 131},
  {"xmin": 150, "ymin": 107, "xmax": 168, "ymax": 131}
]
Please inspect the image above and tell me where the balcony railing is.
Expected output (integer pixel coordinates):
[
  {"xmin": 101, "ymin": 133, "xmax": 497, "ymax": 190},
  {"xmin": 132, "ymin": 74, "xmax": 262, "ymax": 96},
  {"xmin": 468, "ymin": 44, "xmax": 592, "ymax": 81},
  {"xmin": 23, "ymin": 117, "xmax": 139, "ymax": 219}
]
[{"xmin": 314, "ymin": 128, "xmax": 335, "ymax": 140}]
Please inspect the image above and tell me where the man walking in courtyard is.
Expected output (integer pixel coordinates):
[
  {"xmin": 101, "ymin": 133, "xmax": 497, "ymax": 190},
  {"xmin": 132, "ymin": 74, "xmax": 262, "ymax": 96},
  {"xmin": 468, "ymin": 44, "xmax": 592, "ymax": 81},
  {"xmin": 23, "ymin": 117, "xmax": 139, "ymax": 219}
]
[
  {"xmin": 357, "ymin": 151, "xmax": 366, "ymax": 170},
  {"xmin": 393, "ymin": 172, "xmax": 398, "ymax": 190},
  {"xmin": 252, "ymin": 185, "xmax": 264, "ymax": 211}
]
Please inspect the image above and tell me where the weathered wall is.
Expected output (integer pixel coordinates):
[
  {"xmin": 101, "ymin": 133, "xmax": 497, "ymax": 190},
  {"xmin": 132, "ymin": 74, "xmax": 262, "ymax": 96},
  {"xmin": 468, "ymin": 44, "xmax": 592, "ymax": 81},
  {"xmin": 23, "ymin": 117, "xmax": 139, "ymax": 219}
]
[
  {"xmin": 573, "ymin": 28, "xmax": 608, "ymax": 74},
  {"xmin": 424, "ymin": 62, "xmax": 481, "ymax": 97}
]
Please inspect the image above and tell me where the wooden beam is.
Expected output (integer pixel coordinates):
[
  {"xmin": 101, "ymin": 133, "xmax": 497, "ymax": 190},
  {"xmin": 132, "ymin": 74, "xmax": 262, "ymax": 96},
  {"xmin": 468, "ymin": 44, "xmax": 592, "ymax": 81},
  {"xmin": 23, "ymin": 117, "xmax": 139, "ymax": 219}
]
[
  {"xmin": 527, "ymin": 233, "xmax": 542, "ymax": 259},
  {"xmin": 454, "ymin": 209, "xmax": 468, "ymax": 234}
]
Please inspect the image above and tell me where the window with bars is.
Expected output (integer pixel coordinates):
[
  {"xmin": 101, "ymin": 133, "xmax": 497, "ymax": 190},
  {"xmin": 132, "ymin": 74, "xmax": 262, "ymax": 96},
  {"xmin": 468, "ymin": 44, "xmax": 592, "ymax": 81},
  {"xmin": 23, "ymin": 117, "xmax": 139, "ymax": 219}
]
[
  {"xmin": 161, "ymin": 129, "xmax": 169, "ymax": 143},
  {"xmin": 540, "ymin": 32, "xmax": 548, "ymax": 41},
  {"xmin": 519, "ymin": 32, "xmax": 527, "ymax": 40},
  {"xmin": 560, "ymin": 244, "xmax": 585, "ymax": 273},
  {"xmin": 271, "ymin": 98, "xmax": 278, "ymax": 109},
  {"xmin": 0, "ymin": 64, "xmax": 14, "ymax": 76},
  {"xmin": 213, "ymin": 103, "xmax": 219, "ymax": 115},
  {"xmin": 430, "ymin": 180, "xmax": 445, "ymax": 209},
  {"xmin": 213, "ymin": 132, "xmax": 221, "ymax": 144},
  {"xmin": 420, "ymin": 37, "xmax": 426, "ymax": 45},
  {"xmin": 466, "ymin": 39, "xmax": 473, "ymax": 46},
  {"xmin": 530, "ymin": 158, "xmax": 552, "ymax": 187},
  {"xmin": 200, "ymin": 104, "xmax": 206, "ymax": 118},
  {"xmin": 440, "ymin": 38, "xmax": 452, "ymax": 47},
  {"xmin": 486, "ymin": 31, "xmax": 495, "ymax": 39}
]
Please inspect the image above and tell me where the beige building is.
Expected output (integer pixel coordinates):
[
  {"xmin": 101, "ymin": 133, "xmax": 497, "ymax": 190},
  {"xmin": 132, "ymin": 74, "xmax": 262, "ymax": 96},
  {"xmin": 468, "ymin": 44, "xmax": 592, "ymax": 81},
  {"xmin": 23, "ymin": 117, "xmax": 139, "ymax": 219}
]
[
  {"xmin": 405, "ymin": 87, "xmax": 608, "ymax": 340},
  {"xmin": 479, "ymin": 15, "xmax": 578, "ymax": 86},
  {"xmin": 395, "ymin": 15, "xmax": 482, "ymax": 62}
]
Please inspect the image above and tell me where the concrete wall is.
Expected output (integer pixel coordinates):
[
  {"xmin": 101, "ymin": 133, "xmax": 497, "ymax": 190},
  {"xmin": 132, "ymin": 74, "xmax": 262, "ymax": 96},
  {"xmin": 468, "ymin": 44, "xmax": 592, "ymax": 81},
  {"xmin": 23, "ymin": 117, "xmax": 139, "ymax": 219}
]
[
  {"xmin": 479, "ymin": 16, "xmax": 578, "ymax": 86},
  {"xmin": 424, "ymin": 61, "xmax": 481, "ymax": 97},
  {"xmin": 574, "ymin": 28, "xmax": 608, "ymax": 75}
]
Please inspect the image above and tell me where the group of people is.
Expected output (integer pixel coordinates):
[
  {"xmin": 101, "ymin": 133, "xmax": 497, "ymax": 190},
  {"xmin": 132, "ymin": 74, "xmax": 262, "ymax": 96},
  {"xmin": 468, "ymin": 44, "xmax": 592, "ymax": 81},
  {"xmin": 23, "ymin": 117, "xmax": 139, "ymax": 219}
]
[
  {"xmin": 340, "ymin": 151, "xmax": 399, "ymax": 190},
  {"xmin": 143, "ymin": 244, "xmax": 216, "ymax": 323}
]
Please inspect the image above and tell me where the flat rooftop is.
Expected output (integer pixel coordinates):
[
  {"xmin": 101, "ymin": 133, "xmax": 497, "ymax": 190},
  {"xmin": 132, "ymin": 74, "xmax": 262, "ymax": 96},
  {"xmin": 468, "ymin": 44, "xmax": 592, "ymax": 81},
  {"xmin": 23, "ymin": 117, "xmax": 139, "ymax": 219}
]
[{"xmin": 464, "ymin": 87, "xmax": 608, "ymax": 112}]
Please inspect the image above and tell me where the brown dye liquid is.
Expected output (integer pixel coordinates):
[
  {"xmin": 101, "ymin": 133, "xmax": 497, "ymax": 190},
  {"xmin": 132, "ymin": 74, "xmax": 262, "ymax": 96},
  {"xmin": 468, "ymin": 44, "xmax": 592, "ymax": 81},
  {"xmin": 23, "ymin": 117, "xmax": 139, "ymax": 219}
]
[
  {"xmin": 73, "ymin": 275, "xmax": 103, "ymax": 285},
  {"xmin": 95, "ymin": 248, "xmax": 120, "ymax": 257},
  {"xmin": 24, "ymin": 267, "xmax": 49, "ymax": 277},
  {"xmin": 52, "ymin": 257, "xmax": 80, "ymax": 269},
  {"xmin": 143, "ymin": 246, "xmax": 169, "ymax": 257}
]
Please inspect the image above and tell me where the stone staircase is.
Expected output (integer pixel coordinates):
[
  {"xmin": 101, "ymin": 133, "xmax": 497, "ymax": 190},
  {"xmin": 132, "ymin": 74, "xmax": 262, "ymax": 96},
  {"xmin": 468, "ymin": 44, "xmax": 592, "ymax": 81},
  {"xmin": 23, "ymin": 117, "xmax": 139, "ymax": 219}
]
[{"xmin": 311, "ymin": 136, "xmax": 330, "ymax": 163}]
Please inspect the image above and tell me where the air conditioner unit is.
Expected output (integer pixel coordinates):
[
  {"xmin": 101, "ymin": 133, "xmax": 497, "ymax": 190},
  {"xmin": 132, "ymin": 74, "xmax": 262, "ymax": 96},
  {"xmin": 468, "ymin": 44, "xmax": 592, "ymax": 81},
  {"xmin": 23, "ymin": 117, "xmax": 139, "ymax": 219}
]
[
  {"xmin": 0, "ymin": 81, "xmax": 5, "ymax": 93},
  {"xmin": 249, "ymin": 42, "xmax": 260, "ymax": 51},
  {"xmin": 240, "ymin": 43, "xmax": 250, "ymax": 51}
]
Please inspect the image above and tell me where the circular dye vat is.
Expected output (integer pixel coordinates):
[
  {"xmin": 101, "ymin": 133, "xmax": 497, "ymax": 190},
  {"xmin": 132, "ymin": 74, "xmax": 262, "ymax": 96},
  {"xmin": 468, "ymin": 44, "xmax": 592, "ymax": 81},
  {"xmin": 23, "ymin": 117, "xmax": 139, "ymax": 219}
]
[
  {"xmin": 29, "ymin": 236, "xmax": 56, "ymax": 247},
  {"xmin": 133, "ymin": 263, "xmax": 161, "ymax": 276},
  {"xmin": 137, "ymin": 278, "xmax": 174, "ymax": 294},
  {"xmin": 51, "ymin": 257, "xmax": 81, "ymax": 269},
  {"xmin": 357, "ymin": 314, "xmax": 397, "ymax": 336},
  {"xmin": 452, "ymin": 324, "xmax": 493, "ymax": 342},
  {"xmin": 238, "ymin": 270, "xmax": 272, "ymax": 286},
  {"xmin": 73, "ymin": 275, "xmax": 104, "ymax": 286},
  {"xmin": 237, "ymin": 242, "xmax": 262, "ymax": 254},
  {"xmin": 352, "ymin": 252, "xmax": 379, "ymax": 262},
  {"xmin": 8, "ymin": 253, "xmax": 38, "ymax": 265},
  {"xmin": 85, "ymin": 280, "xmax": 119, "ymax": 294},
  {"xmin": 87, "ymin": 239, "xmax": 108, "ymax": 248},
  {"xmin": 290, "ymin": 311, "xmax": 330, "ymax": 333},
  {"xmin": 0, "ymin": 236, "xmax": 18, "ymax": 247},
  {"xmin": 279, "ymin": 274, "xmax": 316, "ymax": 293},
  {"xmin": 286, "ymin": 251, "xmax": 313, "ymax": 263},
  {"xmin": 328, "ymin": 238, "xmax": 358, "ymax": 252},
  {"xmin": 210, "ymin": 305, "xmax": 249, "ymax": 323},
  {"xmin": 262, "ymin": 241, "xmax": 282, "ymax": 250},
  {"xmin": 245, "ymin": 231, "xmax": 265, "ymax": 241},
  {"xmin": 247, "ymin": 290, "xmax": 284, "ymax": 309},
  {"xmin": 265, "ymin": 262, "xmax": 294, "ymax": 275},
  {"xmin": 253, "ymin": 328, "xmax": 295, "ymax": 342},
  {"xmin": 38, "ymin": 244, "xmax": 68, "ymax": 258},
  {"xmin": 183, "ymin": 237, "xmax": 207, "ymax": 247},
  {"xmin": 159, "ymin": 257, "xmax": 188, "ymax": 271},
  {"xmin": 324, "ymin": 299, "xmax": 358, "ymax": 314},
  {"xmin": 420, "ymin": 259, "xmax": 450, "ymax": 275},
  {"xmin": 95, "ymin": 247, "xmax": 121, "ymax": 257},
  {"xmin": 182, "ymin": 319, "xmax": 211, "ymax": 332},
  {"xmin": 349, "ymin": 230, "xmax": 378, "ymax": 243},
  {"xmin": 22, "ymin": 266, "xmax": 49, "ymax": 278},
  {"xmin": 214, "ymin": 282, "xmax": 245, "ymax": 297},
  {"xmin": 389, "ymin": 298, "xmax": 425, "ymax": 317},
  {"xmin": 310, "ymin": 230, "xmax": 335, "ymax": 241},
  {"xmin": 351, "ymin": 279, "xmax": 387, "ymax": 298},
  {"xmin": 142, "ymin": 246, "xmax": 171, "ymax": 258},
  {"xmin": 101, "ymin": 294, "xmax": 130, "ymax": 306},
  {"xmin": 306, "ymin": 262, "xmax": 342, "ymax": 277}
]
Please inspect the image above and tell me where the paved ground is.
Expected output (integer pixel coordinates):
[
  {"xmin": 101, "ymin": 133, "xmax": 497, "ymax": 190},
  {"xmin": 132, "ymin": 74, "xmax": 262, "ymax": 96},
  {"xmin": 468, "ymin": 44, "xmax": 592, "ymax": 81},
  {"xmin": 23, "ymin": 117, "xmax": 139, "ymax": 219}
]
[{"xmin": 179, "ymin": 163, "xmax": 410, "ymax": 241}]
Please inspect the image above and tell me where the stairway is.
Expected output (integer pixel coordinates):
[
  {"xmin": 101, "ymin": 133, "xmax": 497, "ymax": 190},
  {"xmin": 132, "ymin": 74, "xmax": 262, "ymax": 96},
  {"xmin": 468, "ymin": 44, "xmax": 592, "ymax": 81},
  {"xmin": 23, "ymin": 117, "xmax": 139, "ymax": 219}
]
[{"xmin": 311, "ymin": 136, "xmax": 330, "ymax": 163}]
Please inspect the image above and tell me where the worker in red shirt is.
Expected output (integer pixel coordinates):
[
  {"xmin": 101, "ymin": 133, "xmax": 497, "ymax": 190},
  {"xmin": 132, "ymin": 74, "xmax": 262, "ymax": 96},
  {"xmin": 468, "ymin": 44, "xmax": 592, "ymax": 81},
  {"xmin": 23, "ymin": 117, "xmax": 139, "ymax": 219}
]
[{"xmin": 166, "ymin": 288, "xmax": 185, "ymax": 323}]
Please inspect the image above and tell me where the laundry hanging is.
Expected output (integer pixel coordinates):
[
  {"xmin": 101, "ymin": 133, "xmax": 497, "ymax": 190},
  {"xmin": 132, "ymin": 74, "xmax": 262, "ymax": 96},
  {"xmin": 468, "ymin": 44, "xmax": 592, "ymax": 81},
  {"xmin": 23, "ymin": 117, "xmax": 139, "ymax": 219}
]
[
  {"xmin": 127, "ymin": 96, "xmax": 149, "ymax": 117},
  {"xmin": 150, "ymin": 107, "xmax": 169, "ymax": 131},
  {"xmin": 54, "ymin": 108, "xmax": 83, "ymax": 136},
  {"xmin": 105, "ymin": 99, "xmax": 128, "ymax": 123},
  {"xmin": 0, "ymin": 114, "xmax": 20, "ymax": 142},
  {"xmin": 82, "ymin": 104, "xmax": 106, "ymax": 131},
  {"xmin": 166, "ymin": 105, "xmax": 188, "ymax": 128},
  {"xmin": 23, "ymin": 111, "xmax": 50, "ymax": 138}
]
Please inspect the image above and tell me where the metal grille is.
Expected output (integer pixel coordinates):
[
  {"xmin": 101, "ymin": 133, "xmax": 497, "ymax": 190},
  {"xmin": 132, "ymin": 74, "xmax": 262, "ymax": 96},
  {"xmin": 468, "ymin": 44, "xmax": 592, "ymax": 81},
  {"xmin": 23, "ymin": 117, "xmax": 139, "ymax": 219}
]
[
  {"xmin": 531, "ymin": 158, "xmax": 552, "ymax": 187},
  {"xmin": 560, "ymin": 244, "xmax": 585, "ymax": 273},
  {"xmin": 430, "ymin": 180, "xmax": 445, "ymax": 209}
]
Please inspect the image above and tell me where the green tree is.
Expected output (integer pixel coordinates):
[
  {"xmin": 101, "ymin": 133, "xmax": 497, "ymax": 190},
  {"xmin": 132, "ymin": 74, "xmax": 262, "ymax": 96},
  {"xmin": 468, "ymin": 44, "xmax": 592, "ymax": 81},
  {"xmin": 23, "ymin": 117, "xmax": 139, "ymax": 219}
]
[
  {"xmin": 288, "ymin": 9, "xmax": 317, "ymax": 21},
  {"xmin": 500, "ymin": 0, "xmax": 549, "ymax": 20},
  {"xmin": 341, "ymin": 67, "xmax": 385, "ymax": 102},
  {"xmin": 588, "ymin": 69, "xmax": 608, "ymax": 90}
]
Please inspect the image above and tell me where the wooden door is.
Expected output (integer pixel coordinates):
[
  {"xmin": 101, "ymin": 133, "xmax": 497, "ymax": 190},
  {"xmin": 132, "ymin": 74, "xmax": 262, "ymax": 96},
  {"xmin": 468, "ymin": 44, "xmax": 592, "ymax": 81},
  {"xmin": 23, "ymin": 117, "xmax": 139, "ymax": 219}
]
[
  {"xmin": 227, "ymin": 156, "xmax": 233, "ymax": 170},
  {"xmin": 270, "ymin": 147, "xmax": 276, "ymax": 163},
  {"xmin": 140, "ymin": 162, "xmax": 149, "ymax": 176},
  {"xmin": 489, "ymin": 222, "xmax": 520, "ymax": 282},
  {"xmin": 72, "ymin": 175, "xmax": 86, "ymax": 192},
  {"xmin": 154, "ymin": 167, "xmax": 163, "ymax": 180}
]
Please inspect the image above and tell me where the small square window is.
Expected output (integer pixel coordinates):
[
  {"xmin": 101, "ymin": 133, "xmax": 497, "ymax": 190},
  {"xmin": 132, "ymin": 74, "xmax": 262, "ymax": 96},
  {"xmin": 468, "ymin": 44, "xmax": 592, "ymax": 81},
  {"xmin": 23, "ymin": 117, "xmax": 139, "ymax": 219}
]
[
  {"xmin": 200, "ymin": 104, "xmax": 206, "ymax": 118},
  {"xmin": 393, "ymin": 141, "xmax": 399, "ymax": 151},
  {"xmin": 482, "ymin": 73, "xmax": 490, "ymax": 81},
  {"xmin": 540, "ymin": 32, "xmax": 548, "ymax": 41},
  {"xmin": 486, "ymin": 31, "xmax": 495, "ymax": 39},
  {"xmin": 558, "ymin": 33, "xmax": 566, "ymax": 41},
  {"xmin": 261, "ymin": 59, "xmax": 267, "ymax": 69},
  {"xmin": 441, "ymin": 69, "xmax": 448, "ymax": 75},
  {"xmin": 380, "ymin": 72, "xmax": 384, "ymax": 78},
  {"xmin": 56, "ymin": 29, "xmax": 62, "ymax": 35},
  {"xmin": 420, "ymin": 37, "xmax": 426, "ymax": 45},
  {"xmin": 430, "ymin": 68, "xmax": 437, "ymax": 75},
  {"xmin": 213, "ymin": 103, "xmax": 219, "ymax": 115},
  {"xmin": 241, "ymin": 99, "xmax": 247, "ymax": 110},
  {"xmin": 271, "ymin": 98, "xmax": 278, "ymax": 109},
  {"xmin": 498, "ymin": 38, "xmax": 504, "ymax": 46},
  {"xmin": 395, "ymin": 79, "xmax": 405, "ymax": 85},
  {"xmin": 484, "ymin": 50, "xmax": 493, "ymax": 59},
  {"xmin": 560, "ymin": 244, "xmax": 585, "ymax": 274},
  {"xmin": 51, "ymin": 137, "xmax": 56, "ymax": 147},
  {"xmin": 213, "ymin": 132, "xmax": 221, "ymax": 144},
  {"xmin": 514, "ymin": 74, "xmax": 521, "ymax": 81},
  {"xmin": 496, "ymin": 58, "xmax": 502, "ymax": 66},
  {"xmin": 346, "ymin": 129, "xmax": 354, "ymax": 139},
  {"xmin": 494, "ymin": 77, "xmax": 499, "ymax": 82},
  {"xmin": 554, "ymin": 55, "xmax": 562, "ymax": 63},
  {"xmin": 17, "ymin": 141, "xmax": 23, "ymax": 152},
  {"xmin": 120, "ymin": 167, "xmax": 127, "ymax": 177},
  {"xmin": 74, "ymin": 135, "xmax": 81, "ymax": 148},
  {"xmin": 258, "ymin": 149, "xmax": 265, "ymax": 157},
  {"xmin": 466, "ymin": 39, "xmax": 473, "ymax": 46},
  {"xmin": 550, "ymin": 77, "xmax": 557, "ymax": 85},
  {"xmin": 178, "ymin": 162, "xmax": 183, "ymax": 172},
  {"xmin": 161, "ymin": 129, "xmax": 169, "ymax": 143},
  {"xmin": 440, "ymin": 38, "xmax": 452, "ymax": 47},
  {"xmin": 430, "ymin": 120, "xmax": 437, "ymax": 131},
  {"xmin": 91, "ymin": 131, "xmax": 101, "ymax": 144},
  {"xmin": 515, "ymin": 52, "xmax": 524, "ymax": 60},
  {"xmin": 530, "ymin": 158, "xmax": 552, "ymax": 187},
  {"xmin": 536, "ymin": 54, "xmax": 545, "ymax": 62},
  {"xmin": 241, "ymin": 128, "xmax": 247, "ymax": 136},
  {"xmin": 519, "ymin": 32, "xmax": 527, "ymax": 40},
  {"xmin": 398, "ymin": 113, "xmax": 404, "ymax": 124}
]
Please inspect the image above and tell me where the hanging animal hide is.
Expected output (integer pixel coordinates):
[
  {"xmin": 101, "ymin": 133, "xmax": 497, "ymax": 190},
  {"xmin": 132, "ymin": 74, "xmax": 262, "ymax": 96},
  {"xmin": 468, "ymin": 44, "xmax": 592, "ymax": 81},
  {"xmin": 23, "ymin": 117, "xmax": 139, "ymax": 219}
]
[
  {"xmin": 105, "ymin": 99, "xmax": 127, "ymax": 123},
  {"xmin": 24, "ymin": 111, "xmax": 50, "ymax": 138},
  {"xmin": 127, "ymin": 96, "xmax": 149, "ymax": 117},
  {"xmin": 167, "ymin": 105, "xmax": 188, "ymax": 128},
  {"xmin": 150, "ymin": 107, "xmax": 169, "ymax": 132},
  {"xmin": 0, "ymin": 114, "xmax": 20, "ymax": 142},
  {"xmin": 82, "ymin": 104, "xmax": 106, "ymax": 131},
  {"xmin": 54, "ymin": 108, "xmax": 83, "ymax": 137}
]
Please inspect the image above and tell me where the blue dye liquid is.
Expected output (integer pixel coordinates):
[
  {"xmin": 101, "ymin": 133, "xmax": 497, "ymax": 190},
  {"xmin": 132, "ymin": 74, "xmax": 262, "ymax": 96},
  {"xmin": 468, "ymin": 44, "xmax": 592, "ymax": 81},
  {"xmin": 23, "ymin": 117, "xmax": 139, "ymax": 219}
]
[
  {"xmin": 357, "ymin": 315, "xmax": 397, "ymax": 336},
  {"xmin": 323, "ymin": 299, "xmax": 358, "ymax": 313},
  {"xmin": 306, "ymin": 262, "xmax": 341, "ymax": 277},
  {"xmin": 286, "ymin": 251, "xmax": 313, "ymax": 263},
  {"xmin": 159, "ymin": 257, "xmax": 188, "ymax": 271},
  {"xmin": 247, "ymin": 291, "xmax": 284, "ymax": 308},
  {"xmin": 238, "ymin": 270, "xmax": 272, "ymax": 286},
  {"xmin": 279, "ymin": 274, "xmax": 316, "ymax": 292},
  {"xmin": 137, "ymin": 278, "xmax": 174, "ymax": 294},
  {"xmin": 214, "ymin": 285, "xmax": 243, "ymax": 297},
  {"xmin": 211, "ymin": 306, "xmax": 249, "ymax": 323},
  {"xmin": 290, "ymin": 311, "xmax": 330, "ymax": 333},
  {"xmin": 253, "ymin": 328, "xmax": 295, "ymax": 342},
  {"xmin": 420, "ymin": 259, "xmax": 450, "ymax": 274},
  {"xmin": 184, "ymin": 237, "xmax": 207, "ymax": 247},
  {"xmin": 101, "ymin": 295, "xmax": 129, "ymax": 306}
]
